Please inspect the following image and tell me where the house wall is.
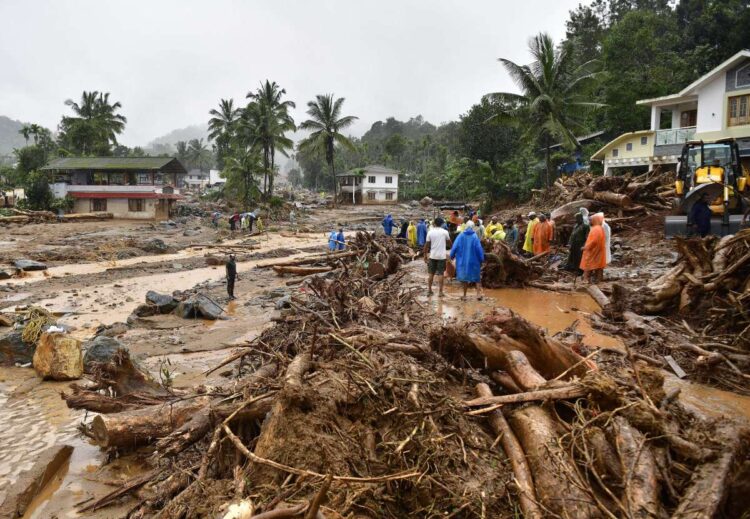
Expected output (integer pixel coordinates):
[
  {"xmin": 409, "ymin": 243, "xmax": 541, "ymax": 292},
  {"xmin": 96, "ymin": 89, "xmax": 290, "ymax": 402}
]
[
  {"xmin": 726, "ymin": 59, "xmax": 750, "ymax": 92},
  {"xmin": 361, "ymin": 189, "xmax": 398, "ymax": 204},
  {"xmin": 73, "ymin": 198, "xmax": 157, "ymax": 219},
  {"xmin": 604, "ymin": 133, "xmax": 653, "ymax": 161},
  {"xmin": 363, "ymin": 173, "xmax": 398, "ymax": 189},
  {"xmin": 696, "ymin": 74, "xmax": 725, "ymax": 133}
]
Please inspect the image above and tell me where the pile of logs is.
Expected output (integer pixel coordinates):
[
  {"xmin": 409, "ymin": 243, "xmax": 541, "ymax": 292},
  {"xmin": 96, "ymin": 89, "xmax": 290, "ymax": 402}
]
[
  {"xmin": 0, "ymin": 207, "xmax": 113, "ymax": 224},
  {"xmin": 481, "ymin": 240, "xmax": 545, "ymax": 288},
  {"xmin": 59, "ymin": 233, "xmax": 749, "ymax": 518},
  {"xmin": 548, "ymin": 169, "xmax": 676, "ymax": 231}
]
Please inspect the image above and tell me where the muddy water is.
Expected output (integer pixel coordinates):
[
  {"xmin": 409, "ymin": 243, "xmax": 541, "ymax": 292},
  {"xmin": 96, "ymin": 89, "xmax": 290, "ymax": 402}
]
[
  {"xmin": 433, "ymin": 285, "xmax": 622, "ymax": 349},
  {"xmin": 3, "ymin": 232, "xmax": 326, "ymax": 286},
  {"xmin": 663, "ymin": 374, "xmax": 750, "ymax": 423}
]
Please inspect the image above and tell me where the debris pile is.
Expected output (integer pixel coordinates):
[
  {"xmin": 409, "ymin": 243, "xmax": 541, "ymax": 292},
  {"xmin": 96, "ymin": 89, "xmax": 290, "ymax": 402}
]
[
  {"xmin": 61, "ymin": 232, "xmax": 749, "ymax": 518},
  {"xmin": 0, "ymin": 207, "xmax": 113, "ymax": 224}
]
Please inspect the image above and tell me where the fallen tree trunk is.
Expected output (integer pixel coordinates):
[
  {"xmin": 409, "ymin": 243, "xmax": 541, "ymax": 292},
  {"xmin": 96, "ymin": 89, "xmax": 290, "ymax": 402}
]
[
  {"xmin": 272, "ymin": 266, "xmax": 333, "ymax": 276},
  {"xmin": 504, "ymin": 350, "xmax": 547, "ymax": 390},
  {"xmin": 63, "ymin": 212, "xmax": 114, "ymax": 221},
  {"xmin": 613, "ymin": 416, "xmax": 663, "ymax": 518},
  {"xmin": 510, "ymin": 405, "xmax": 599, "ymax": 517},
  {"xmin": 258, "ymin": 251, "xmax": 357, "ymax": 269},
  {"xmin": 475, "ymin": 383, "xmax": 542, "ymax": 519},
  {"xmin": 90, "ymin": 397, "xmax": 211, "ymax": 448},
  {"xmin": 584, "ymin": 190, "xmax": 633, "ymax": 208},
  {"xmin": 587, "ymin": 284, "xmax": 611, "ymax": 310}
]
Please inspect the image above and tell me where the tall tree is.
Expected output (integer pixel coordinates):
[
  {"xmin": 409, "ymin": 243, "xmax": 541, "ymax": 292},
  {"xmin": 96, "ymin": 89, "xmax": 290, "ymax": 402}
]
[
  {"xmin": 486, "ymin": 33, "xmax": 601, "ymax": 186},
  {"xmin": 242, "ymin": 81, "xmax": 296, "ymax": 197},
  {"xmin": 298, "ymin": 94, "xmax": 358, "ymax": 207},
  {"xmin": 187, "ymin": 138, "xmax": 212, "ymax": 171},
  {"xmin": 223, "ymin": 148, "xmax": 262, "ymax": 207},
  {"xmin": 208, "ymin": 98, "xmax": 241, "ymax": 169},
  {"xmin": 58, "ymin": 91, "xmax": 127, "ymax": 155}
]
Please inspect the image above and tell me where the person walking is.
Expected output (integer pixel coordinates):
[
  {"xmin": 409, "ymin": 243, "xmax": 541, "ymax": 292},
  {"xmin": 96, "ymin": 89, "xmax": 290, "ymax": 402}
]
[
  {"xmin": 397, "ymin": 219, "xmax": 409, "ymax": 244},
  {"xmin": 522, "ymin": 212, "xmax": 539, "ymax": 255},
  {"xmin": 226, "ymin": 254, "xmax": 239, "ymax": 299},
  {"xmin": 382, "ymin": 214, "xmax": 395, "ymax": 236},
  {"xmin": 564, "ymin": 212, "xmax": 589, "ymax": 274},
  {"xmin": 416, "ymin": 218, "xmax": 428, "ymax": 247},
  {"xmin": 580, "ymin": 213, "xmax": 607, "ymax": 284},
  {"xmin": 450, "ymin": 220, "xmax": 485, "ymax": 301},
  {"xmin": 229, "ymin": 211, "xmax": 239, "ymax": 232},
  {"xmin": 328, "ymin": 229, "xmax": 338, "ymax": 252},
  {"xmin": 424, "ymin": 217, "xmax": 451, "ymax": 297},
  {"xmin": 688, "ymin": 192, "xmax": 712, "ymax": 237},
  {"xmin": 336, "ymin": 227, "xmax": 346, "ymax": 250},
  {"xmin": 532, "ymin": 214, "xmax": 554, "ymax": 255},
  {"xmin": 407, "ymin": 220, "xmax": 417, "ymax": 248}
]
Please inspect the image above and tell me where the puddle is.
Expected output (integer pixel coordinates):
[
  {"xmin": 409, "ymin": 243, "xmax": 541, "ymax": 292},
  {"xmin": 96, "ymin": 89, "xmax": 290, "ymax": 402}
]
[
  {"xmin": 664, "ymin": 374, "xmax": 750, "ymax": 423},
  {"xmin": 432, "ymin": 285, "xmax": 622, "ymax": 349}
]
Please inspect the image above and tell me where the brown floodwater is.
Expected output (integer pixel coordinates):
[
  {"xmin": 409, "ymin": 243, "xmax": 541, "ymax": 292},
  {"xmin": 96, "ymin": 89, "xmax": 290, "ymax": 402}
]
[{"xmin": 432, "ymin": 285, "xmax": 623, "ymax": 349}]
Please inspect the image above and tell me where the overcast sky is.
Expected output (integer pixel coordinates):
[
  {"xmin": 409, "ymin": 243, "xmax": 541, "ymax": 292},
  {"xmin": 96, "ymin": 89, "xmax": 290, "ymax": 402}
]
[{"xmin": 0, "ymin": 0, "xmax": 581, "ymax": 146}]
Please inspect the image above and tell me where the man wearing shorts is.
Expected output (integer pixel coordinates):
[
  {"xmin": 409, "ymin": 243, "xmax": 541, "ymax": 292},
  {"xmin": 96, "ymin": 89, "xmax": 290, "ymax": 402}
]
[{"xmin": 424, "ymin": 217, "xmax": 451, "ymax": 297}]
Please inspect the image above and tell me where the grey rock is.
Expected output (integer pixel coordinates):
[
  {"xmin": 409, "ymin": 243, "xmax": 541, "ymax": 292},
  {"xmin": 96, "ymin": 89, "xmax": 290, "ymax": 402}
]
[
  {"xmin": 82, "ymin": 336, "xmax": 125, "ymax": 373},
  {"xmin": 174, "ymin": 294, "xmax": 223, "ymax": 320},
  {"xmin": 145, "ymin": 291, "xmax": 177, "ymax": 313},
  {"xmin": 14, "ymin": 259, "xmax": 47, "ymax": 271},
  {"xmin": 275, "ymin": 295, "xmax": 291, "ymax": 310},
  {"xmin": 0, "ymin": 331, "xmax": 35, "ymax": 366},
  {"xmin": 141, "ymin": 239, "xmax": 169, "ymax": 254},
  {"xmin": 133, "ymin": 303, "xmax": 157, "ymax": 318},
  {"xmin": 182, "ymin": 229, "xmax": 200, "ymax": 237}
]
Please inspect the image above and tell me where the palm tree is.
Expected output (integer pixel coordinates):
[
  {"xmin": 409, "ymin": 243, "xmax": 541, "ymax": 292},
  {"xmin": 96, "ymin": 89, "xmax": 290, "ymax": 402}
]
[
  {"xmin": 208, "ymin": 99, "xmax": 241, "ymax": 168},
  {"xmin": 19, "ymin": 125, "xmax": 31, "ymax": 144},
  {"xmin": 187, "ymin": 138, "xmax": 212, "ymax": 170},
  {"xmin": 175, "ymin": 141, "xmax": 190, "ymax": 166},
  {"xmin": 60, "ymin": 90, "xmax": 127, "ymax": 154},
  {"xmin": 298, "ymin": 94, "xmax": 358, "ymax": 207},
  {"xmin": 243, "ymin": 81, "xmax": 296, "ymax": 196},
  {"xmin": 223, "ymin": 148, "xmax": 262, "ymax": 207},
  {"xmin": 485, "ymin": 33, "xmax": 600, "ymax": 187}
]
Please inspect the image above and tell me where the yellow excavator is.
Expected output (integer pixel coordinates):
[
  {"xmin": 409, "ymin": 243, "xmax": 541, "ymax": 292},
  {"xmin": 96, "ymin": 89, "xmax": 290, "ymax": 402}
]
[{"xmin": 665, "ymin": 138, "xmax": 749, "ymax": 237}]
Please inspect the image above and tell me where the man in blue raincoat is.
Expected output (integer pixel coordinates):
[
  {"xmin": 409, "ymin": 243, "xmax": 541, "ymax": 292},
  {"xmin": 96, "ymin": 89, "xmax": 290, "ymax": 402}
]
[
  {"xmin": 382, "ymin": 214, "xmax": 395, "ymax": 236},
  {"xmin": 450, "ymin": 220, "xmax": 485, "ymax": 301},
  {"xmin": 416, "ymin": 219, "xmax": 428, "ymax": 247}
]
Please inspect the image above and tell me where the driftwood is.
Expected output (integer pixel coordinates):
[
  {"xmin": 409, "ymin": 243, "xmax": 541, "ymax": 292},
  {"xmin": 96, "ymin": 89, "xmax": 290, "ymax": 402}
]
[
  {"xmin": 475, "ymin": 383, "xmax": 542, "ymax": 519},
  {"xmin": 258, "ymin": 251, "xmax": 357, "ymax": 269},
  {"xmin": 272, "ymin": 265, "xmax": 333, "ymax": 276},
  {"xmin": 613, "ymin": 416, "xmax": 663, "ymax": 518}
]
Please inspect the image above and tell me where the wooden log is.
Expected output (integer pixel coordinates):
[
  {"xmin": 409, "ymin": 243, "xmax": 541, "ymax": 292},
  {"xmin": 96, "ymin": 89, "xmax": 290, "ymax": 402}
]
[
  {"xmin": 504, "ymin": 350, "xmax": 547, "ymax": 390},
  {"xmin": 586, "ymin": 284, "xmax": 611, "ymax": 310},
  {"xmin": 550, "ymin": 199, "xmax": 596, "ymax": 224},
  {"xmin": 257, "ymin": 251, "xmax": 357, "ymax": 269},
  {"xmin": 90, "ymin": 397, "xmax": 211, "ymax": 448},
  {"xmin": 62, "ymin": 212, "xmax": 114, "ymax": 221},
  {"xmin": 464, "ymin": 385, "xmax": 585, "ymax": 408},
  {"xmin": 613, "ymin": 416, "xmax": 662, "ymax": 518},
  {"xmin": 584, "ymin": 426, "xmax": 622, "ymax": 484},
  {"xmin": 584, "ymin": 189, "xmax": 633, "ymax": 208},
  {"xmin": 272, "ymin": 265, "xmax": 333, "ymax": 276},
  {"xmin": 509, "ymin": 405, "xmax": 599, "ymax": 517},
  {"xmin": 0, "ymin": 216, "xmax": 30, "ymax": 224},
  {"xmin": 490, "ymin": 371, "xmax": 522, "ymax": 393},
  {"xmin": 475, "ymin": 383, "xmax": 543, "ymax": 519}
]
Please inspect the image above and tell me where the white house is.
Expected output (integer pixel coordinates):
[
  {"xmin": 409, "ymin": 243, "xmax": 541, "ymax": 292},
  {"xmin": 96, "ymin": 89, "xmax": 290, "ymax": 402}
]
[
  {"xmin": 184, "ymin": 169, "xmax": 210, "ymax": 191},
  {"xmin": 337, "ymin": 165, "xmax": 399, "ymax": 205},
  {"xmin": 593, "ymin": 49, "xmax": 750, "ymax": 175}
]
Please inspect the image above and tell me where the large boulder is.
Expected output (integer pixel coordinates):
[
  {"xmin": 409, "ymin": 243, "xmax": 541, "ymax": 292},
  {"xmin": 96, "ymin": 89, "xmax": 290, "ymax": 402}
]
[
  {"xmin": 32, "ymin": 332, "xmax": 83, "ymax": 380},
  {"xmin": 140, "ymin": 238, "xmax": 169, "ymax": 254},
  {"xmin": 174, "ymin": 294, "xmax": 223, "ymax": 320},
  {"xmin": 14, "ymin": 259, "xmax": 47, "ymax": 271},
  {"xmin": 0, "ymin": 331, "xmax": 35, "ymax": 365},
  {"xmin": 419, "ymin": 196, "xmax": 434, "ymax": 207},
  {"xmin": 145, "ymin": 291, "xmax": 177, "ymax": 313},
  {"xmin": 83, "ymin": 336, "xmax": 125, "ymax": 373}
]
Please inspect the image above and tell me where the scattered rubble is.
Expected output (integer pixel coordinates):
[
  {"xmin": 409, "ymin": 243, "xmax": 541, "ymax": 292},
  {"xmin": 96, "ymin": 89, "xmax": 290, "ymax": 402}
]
[{"xmin": 13, "ymin": 259, "xmax": 47, "ymax": 271}]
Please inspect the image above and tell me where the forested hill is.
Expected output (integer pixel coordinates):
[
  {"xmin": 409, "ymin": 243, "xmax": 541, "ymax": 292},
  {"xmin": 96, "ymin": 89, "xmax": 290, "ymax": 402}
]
[{"xmin": 0, "ymin": 115, "xmax": 29, "ymax": 155}]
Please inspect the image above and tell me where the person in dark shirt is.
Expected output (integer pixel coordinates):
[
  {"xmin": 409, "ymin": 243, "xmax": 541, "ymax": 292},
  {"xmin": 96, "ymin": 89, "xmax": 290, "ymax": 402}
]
[
  {"xmin": 226, "ymin": 254, "xmax": 239, "ymax": 299},
  {"xmin": 688, "ymin": 193, "xmax": 712, "ymax": 237}
]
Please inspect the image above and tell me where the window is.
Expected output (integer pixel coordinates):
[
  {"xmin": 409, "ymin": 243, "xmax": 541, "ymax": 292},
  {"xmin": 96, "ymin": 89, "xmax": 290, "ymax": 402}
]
[
  {"xmin": 728, "ymin": 94, "xmax": 750, "ymax": 127},
  {"xmin": 109, "ymin": 173, "xmax": 126, "ymax": 185},
  {"xmin": 612, "ymin": 149, "xmax": 619, "ymax": 157},
  {"xmin": 368, "ymin": 176, "xmax": 376, "ymax": 184},
  {"xmin": 640, "ymin": 136, "xmax": 648, "ymax": 145},
  {"xmin": 128, "ymin": 199, "xmax": 145, "ymax": 212},
  {"xmin": 138, "ymin": 173, "xmax": 151, "ymax": 184},
  {"xmin": 92, "ymin": 199, "xmax": 107, "ymax": 212},
  {"xmin": 385, "ymin": 176, "xmax": 393, "ymax": 184},
  {"xmin": 626, "ymin": 143, "xmax": 633, "ymax": 151},
  {"xmin": 367, "ymin": 191, "xmax": 376, "ymax": 200},
  {"xmin": 385, "ymin": 192, "xmax": 394, "ymax": 201},
  {"xmin": 680, "ymin": 109, "xmax": 697, "ymax": 127}
]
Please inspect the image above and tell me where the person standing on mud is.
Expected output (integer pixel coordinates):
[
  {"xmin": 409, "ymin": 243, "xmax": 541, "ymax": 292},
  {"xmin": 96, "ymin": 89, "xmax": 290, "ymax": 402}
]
[
  {"xmin": 564, "ymin": 212, "xmax": 589, "ymax": 274},
  {"xmin": 532, "ymin": 214, "xmax": 553, "ymax": 255},
  {"xmin": 450, "ymin": 220, "xmax": 485, "ymax": 301},
  {"xmin": 522, "ymin": 212, "xmax": 538, "ymax": 255},
  {"xmin": 424, "ymin": 217, "xmax": 451, "ymax": 297},
  {"xmin": 226, "ymin": 254, "xmax": 239, "ymax": 300},
  {"xmin": 382, "ymin": 214, "xmax": 395, "ymax": 236},
  {"xmin": 688, "ymin": 192, "xmax": 712, "ymax": 237},
  {"xmin": 580, "ymin": 213, "xmax": 607, "ymax": 284}
]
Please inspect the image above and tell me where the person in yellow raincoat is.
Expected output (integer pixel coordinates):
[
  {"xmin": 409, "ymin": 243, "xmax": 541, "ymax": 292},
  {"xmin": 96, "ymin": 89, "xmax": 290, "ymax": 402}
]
[
  {"xmin": 407, "ymin": 220, "xmax": 417, "ymax": 248},
  {"xmin": 522, "ymin": 212, "xmax": 538, "ymax": 254},
  {"xmin": 484, "ymin": 217, "xmax": 501, "ymax": 238}
]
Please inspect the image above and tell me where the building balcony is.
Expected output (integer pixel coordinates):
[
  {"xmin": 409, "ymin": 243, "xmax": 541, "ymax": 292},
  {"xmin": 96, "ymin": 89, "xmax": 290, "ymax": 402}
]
[{"xmin": 655, "ymin": 127, "xmax": 696, "ymax": 146}]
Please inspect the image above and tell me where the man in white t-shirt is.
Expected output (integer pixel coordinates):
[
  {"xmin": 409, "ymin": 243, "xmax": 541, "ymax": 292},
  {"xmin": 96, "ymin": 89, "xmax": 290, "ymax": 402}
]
[{"xmin": 423, "ymin": 217, "xmax": 451, "ymax": 297}]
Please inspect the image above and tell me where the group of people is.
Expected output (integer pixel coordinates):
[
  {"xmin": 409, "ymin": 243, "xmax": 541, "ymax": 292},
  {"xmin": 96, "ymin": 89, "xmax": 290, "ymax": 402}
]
[
  {"xmin": 327, "ymin": 227, "xmax": 346, "ymax": 251},
  {"xmin": 214, "ymin": 210, "xmax": 264, "ymax": 234},
  {"xmin": 561, "ymin": 207, "xmax": 612, "ymax": 283}
]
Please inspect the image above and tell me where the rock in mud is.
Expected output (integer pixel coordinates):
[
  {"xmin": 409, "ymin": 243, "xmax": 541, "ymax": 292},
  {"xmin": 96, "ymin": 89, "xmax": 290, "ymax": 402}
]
[
  {"xmin": 0, "ymin": 313, "xmax": 14, "ymax": 327},
  {"xmin": 174, "ymin": 294, "xmax": 223, "ymax": 320},
  {"xmin": 0, "ymin": 330, "xmax": 35, "ymax": 365},
  {"xmin": 83, "ymin": 335, "xmax": 125, "ymax": 373},
  {"xmin": 132, "ymin": 303, "xmax": 157, "ymax": 318},
  {"xmin": 32, "ymin": 332, "xmax": 83, "ymax": 380},
  {"xmin": 420, "ymin": 196, "xmax": 434, "ymax": 207},
  {"xmin": 141, "ymin": 238, "xmax": 170, "ymax": 254},
  {"xmin": 145, "ymin": 290, "xmax": 178, "ymax": 313},
  {"xmin": 205, "ymin": 255, "xmax": 225, "ymax": 266},
  {"xmin": 182, "ymin": 229, "xmax": 200, "ymax": 237},
  {"xmin": 13, "ymin": 259, "xmax": 47, "ymax": 271},
  {"xmin": 275, "ymin": 295, "xmax": 291, "ymax": 310},
  {"xmin": 0, "ymin": 270, "xmax": 13, "ymax": 280}
]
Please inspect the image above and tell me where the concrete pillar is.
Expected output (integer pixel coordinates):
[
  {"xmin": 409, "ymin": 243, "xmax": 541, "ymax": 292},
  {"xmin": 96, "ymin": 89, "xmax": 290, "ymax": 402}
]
[{"xmin": 650, "ymin": 106, "xmax": 661, "ymax": 131}]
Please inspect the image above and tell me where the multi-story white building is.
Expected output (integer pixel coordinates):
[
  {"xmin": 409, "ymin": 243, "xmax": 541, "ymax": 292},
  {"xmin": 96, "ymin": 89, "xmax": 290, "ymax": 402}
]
[
  {"xmin": 337, "ymin": 164, "xmax": 399, "ymax": 205},
  {"xmin": 592, "ymin": 49, "xmax": 750, "ymax": 176}
]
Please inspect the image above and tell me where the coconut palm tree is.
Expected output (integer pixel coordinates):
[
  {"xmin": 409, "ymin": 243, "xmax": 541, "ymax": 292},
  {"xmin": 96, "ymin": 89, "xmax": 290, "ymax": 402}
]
[
  {"xmin": 223, "ymin": 148, "xmax": 262, "ymax": 207},
  {"xmin": 60, "ymin": 90, "xmax": 127, "ymax": 154},
  {"xmin": 208, "ymin": 99, "xmax": 241, "ymax": 169},
  {"xmin": 298, "ymin": 94, "xmax": 358, "ymax": 207},
  {"xmin": 243, "ymin": 81, "xmax": 296, "ymax": 196},
  {"xmin": 187, "ymin": 138, "xmax": 212, "ymax": 170},
  {"xmin": 485, "ymin": 33, "xmax": 600, "ymax": 187}
]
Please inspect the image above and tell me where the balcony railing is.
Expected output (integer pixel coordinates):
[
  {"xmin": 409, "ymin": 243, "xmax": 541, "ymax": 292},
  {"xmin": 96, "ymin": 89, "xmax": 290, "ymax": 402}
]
[{"xmin": 655, "ymin": 127, "xmax": 696, "ymax": 146}]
